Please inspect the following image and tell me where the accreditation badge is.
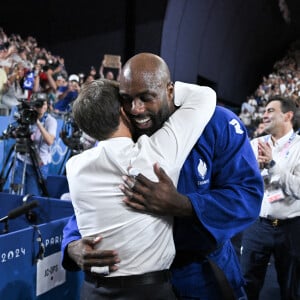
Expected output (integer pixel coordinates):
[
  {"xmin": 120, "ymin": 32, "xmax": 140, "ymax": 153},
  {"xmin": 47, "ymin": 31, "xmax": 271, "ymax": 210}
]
[{"xmin": 265, "ymin": 187, "xmax": 285, "ymax": 203}]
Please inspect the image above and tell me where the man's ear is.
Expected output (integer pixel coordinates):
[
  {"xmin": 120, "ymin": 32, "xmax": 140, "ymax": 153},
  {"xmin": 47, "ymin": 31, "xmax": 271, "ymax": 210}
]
[
  {"xmin": 167, "ymin": 81, "xmax": 174, "ymax": 104},
  {"xmin": 285, "ymin": 111, "xmax": 294, "ymax": 123},
  {"xmin": 120, "ymin": 106, "xmax": 130, "ymax": 125}
]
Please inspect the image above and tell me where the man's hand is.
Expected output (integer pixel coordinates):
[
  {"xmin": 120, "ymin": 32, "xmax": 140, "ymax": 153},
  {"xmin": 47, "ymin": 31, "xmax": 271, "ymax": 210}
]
[
  {"xmin": 120, "ymin": 163, "xmax": 193, "ymax": 217},
  {"xmin": 67, "ymin": 236, "xmax": 120, "ymax": 273},
  {"xmin": 257, "ymin": 140, "xmax": 273, "ymax": 167}
]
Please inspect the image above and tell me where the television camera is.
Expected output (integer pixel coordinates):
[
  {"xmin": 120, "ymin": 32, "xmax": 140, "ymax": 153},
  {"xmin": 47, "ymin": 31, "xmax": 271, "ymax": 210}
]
[{"xmin": 1, "ymin": 93, "xmax": 47, "ymax": 141}]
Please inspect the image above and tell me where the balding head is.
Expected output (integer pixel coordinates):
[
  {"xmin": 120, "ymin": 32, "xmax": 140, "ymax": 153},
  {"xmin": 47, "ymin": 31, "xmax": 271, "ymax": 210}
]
[{"xmin": 120, "ymin": 53, "xmax": 171, "ymax": 92}]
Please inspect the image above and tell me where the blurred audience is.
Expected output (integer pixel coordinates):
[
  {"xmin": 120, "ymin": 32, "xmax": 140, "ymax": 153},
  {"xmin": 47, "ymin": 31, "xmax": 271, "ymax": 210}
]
[
  {"xmin": 0, "ymin": 25, "xmax": 298, "ymax": 136},
  {"xmin": 2, "ymin": 62, "xmax": 28, "ymax": 111},
  {"xmin": 0, "ymin": 28, "xmax": 123, "ymax": 119},
  {"xmin": 239, "ymin": 40, "xmax": 300, "ymax": 138}
]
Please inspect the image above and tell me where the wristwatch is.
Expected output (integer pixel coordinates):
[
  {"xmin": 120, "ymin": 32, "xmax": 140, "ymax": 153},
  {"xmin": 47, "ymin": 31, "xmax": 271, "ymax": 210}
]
[{"xmin": 266, "ymin": 159, "xmax": 276, "ymax": 169}]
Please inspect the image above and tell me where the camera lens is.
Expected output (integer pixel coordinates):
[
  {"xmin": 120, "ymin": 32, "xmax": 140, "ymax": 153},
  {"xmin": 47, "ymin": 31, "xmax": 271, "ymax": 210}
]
[
  {"xmin": 33, "ymin": 100, "xmax": 44, "ymax": 108},
  {"xmin": 21, "ymin": 109, "xmax": 38, "ymax": 125}
]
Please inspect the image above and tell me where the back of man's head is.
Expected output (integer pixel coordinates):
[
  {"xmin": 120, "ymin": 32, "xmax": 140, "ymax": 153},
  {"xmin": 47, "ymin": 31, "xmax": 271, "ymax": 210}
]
[{"xmin": 72, "ymin": 79, "xmax": 120, "ymax": 141}]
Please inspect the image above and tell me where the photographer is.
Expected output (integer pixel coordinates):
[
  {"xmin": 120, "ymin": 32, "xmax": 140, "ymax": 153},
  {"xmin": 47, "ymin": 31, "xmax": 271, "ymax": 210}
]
[
  {"xmin": 13, "ymin": 93, "xmax": 57, "ymax": 196},
  {"xmin": 32, "ymin": 55, "xmax": 58, "ymax": 95}
]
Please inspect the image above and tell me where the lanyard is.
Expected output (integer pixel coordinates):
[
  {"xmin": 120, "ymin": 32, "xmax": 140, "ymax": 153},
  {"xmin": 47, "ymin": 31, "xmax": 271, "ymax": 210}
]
[{"xmin": 265, "ymin": 132, "xmax": 296, "ymax": 158}]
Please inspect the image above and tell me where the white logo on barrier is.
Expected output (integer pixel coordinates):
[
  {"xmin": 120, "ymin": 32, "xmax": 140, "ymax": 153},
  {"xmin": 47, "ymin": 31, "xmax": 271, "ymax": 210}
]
[
  {"xmin": 51, "ymin": 139, "xmax": 68, "ymax": 165},
  {"xmin": 36, "ymin": 252, "xmax": 66, "ymax": 296}
]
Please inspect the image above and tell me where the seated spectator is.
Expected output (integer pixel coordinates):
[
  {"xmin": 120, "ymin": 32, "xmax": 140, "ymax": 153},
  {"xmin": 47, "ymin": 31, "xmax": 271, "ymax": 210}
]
[
  {"xmin": 53, "ymin": 74, "xmax": 80, "ymax": 113},
  {"xmin": 252, "ymin": 122, "xmax": 265, "ymax": 138}
]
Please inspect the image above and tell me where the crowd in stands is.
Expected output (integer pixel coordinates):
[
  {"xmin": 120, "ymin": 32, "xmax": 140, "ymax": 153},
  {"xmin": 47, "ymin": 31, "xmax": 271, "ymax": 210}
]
[
  {"xmin": 0, "ymin": 27, "xmax": 299, "ymax": 135},
  {"xmin": 0, "ymin": 28, "xmax": 121, "ymax": 118},
  {"xmin": 239, "ymin": 40, "xmax": 300, "ymax": 138}
]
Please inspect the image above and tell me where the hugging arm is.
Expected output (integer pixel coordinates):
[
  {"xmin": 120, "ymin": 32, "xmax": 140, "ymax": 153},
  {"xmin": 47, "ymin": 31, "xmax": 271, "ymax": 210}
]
[
  {"xmin": 61, "ymin": 214, "xmax": 120, "ymax": 272},
  {"xmin": 122, "ymin": 109, "xmax": 264, "ymax": 245},
  {"xmin": 121, "ymin": 162, "xmax": 193, "ymax": 216}
]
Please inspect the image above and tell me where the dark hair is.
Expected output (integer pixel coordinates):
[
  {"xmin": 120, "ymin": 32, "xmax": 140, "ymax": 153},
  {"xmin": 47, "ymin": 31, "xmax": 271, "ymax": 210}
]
[
  {"xmin": 267, "ymin": 95, "xmax": 297, "ymax": 116},
  {"xmin": 267, "ymin": 95, "xmax": 299, "ymax": 130},
  {"xmin": 72, "ymin": 79, "xmax": 121, "ymax": 141}
]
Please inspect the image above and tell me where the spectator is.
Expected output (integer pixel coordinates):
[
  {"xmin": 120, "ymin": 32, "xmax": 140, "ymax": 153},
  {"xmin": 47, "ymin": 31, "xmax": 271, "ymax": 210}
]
[
  {"xmin": 253, "ymin": 122, "xmax": 266, "ymax": 138},
  {"xmin": 88, "ymin": 66, "xmax": 97, "ymax": 79},
  {"xmin": 0, "ymin": 61, "xmax": 8, "ymax": 114},
  {"xmin": 32, "ymin": 55, "xmax": 57, "ymax": 94},
  {"xmin": 53, "ymin": 74, "xmax": 80, "ymax": 113},
  {"xmin": 2, "ymin": 62, "xmax": 28, "ymax": 112},
  {"xmin": 240, "ymin": 96, "xmax": 300, "ymax": 300},
  {"xmin": 99, "ymin": 57, "xmax": 121, "ymax": 81}
]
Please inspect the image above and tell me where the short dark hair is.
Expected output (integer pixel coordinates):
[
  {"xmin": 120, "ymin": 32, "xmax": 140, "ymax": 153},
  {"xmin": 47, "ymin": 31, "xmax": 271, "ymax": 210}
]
[
  {"xmin": 72, "ymin": 79, "xmax": 121, "ymax": 141},
  {"xmin": 267, "ymin": 95, "xmax": 297, "ymax": 117}
]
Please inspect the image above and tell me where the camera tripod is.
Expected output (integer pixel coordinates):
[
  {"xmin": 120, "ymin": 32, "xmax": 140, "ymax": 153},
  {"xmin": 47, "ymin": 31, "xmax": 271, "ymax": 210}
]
[{"xmin": 0, "ymin": 137, "xmax": 49, "ymax": 196}]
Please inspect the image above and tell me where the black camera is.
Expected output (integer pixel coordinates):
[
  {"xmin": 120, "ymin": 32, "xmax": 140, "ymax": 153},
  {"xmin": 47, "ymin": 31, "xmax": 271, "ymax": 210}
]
[
  {"xmin": 42, "ymin": 59, "xmax": 59, "ymax": 72},
  {"xmin": 30, "ymin": 93, "xmax": 47, "ymax": 109},
  {"xmin": 18, "ymin": 107, "xmax": 38, "ymax": 126},
  {"xmin": 14, "ymin": 100, "xmax": 38, "ymax": 126},
  {"xmin": 1, "ymin": 102, "xmax": 37, "ymax": 140},
  {"xmin": 0, "ymin": 94, "xmax": 47, "ymax": 140}
]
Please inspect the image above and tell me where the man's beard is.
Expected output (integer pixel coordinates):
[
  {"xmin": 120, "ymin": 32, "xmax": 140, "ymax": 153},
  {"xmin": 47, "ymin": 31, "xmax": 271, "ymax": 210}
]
[{"xmin": 131, "ymin": 104, "xmax": 171, "ymax": 141}]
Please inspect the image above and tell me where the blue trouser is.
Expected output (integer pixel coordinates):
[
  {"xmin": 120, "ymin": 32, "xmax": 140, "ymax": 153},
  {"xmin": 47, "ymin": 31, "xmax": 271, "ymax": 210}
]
[
  {"xmin": 171, "ymin": 240, "xmax": 247, "ymax": 300},
  {"xmin": 12, "ymin": 159, "xmax": 48, "ymax": 196},
  {"xmin": 240, "ymin": 218, "xmax": 291, "ymax": 300},
  {"xmin": 285, "ymin": 217, "xmax": 300, "ymax": 300}
]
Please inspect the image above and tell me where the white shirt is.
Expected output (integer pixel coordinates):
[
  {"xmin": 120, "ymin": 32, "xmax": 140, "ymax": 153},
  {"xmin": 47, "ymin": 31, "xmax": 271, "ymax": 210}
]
[
  {"xmin": 251, "ymin": 130, "xmax": 300, "ymax": 219},
  {"xmin": 66, "ymin": 81, "xmax": 216, "ymax": 276}
]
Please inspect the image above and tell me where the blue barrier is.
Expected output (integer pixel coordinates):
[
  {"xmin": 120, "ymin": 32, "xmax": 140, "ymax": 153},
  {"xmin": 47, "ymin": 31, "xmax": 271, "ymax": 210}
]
[
  {"xmin": 0, "ymin": 115, "xmax": 15, "ymax": 191},
  {"xmin": 0, "ymin": 116, "xmax": 13, "ymax": 174},
  {"xmin": 46, "ymin": 175, "xmax": 69, "ymax": 199},
  {"xmin": 0, "ymin": 193, "xmax": 83, "ymax": 300},
  {"xmin": 48, "ymin": 118, "xmax": 70, "ymax": 176}
]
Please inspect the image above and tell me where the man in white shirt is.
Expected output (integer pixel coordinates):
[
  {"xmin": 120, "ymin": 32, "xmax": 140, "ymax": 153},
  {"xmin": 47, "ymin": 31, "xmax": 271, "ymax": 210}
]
[
  {"xmin": 240, "ymin": 96, "xmax": 300, "ymax": 300},
  {"xmin": 66, "ymin": 76, "xmax": 216, "ymax": 299}
]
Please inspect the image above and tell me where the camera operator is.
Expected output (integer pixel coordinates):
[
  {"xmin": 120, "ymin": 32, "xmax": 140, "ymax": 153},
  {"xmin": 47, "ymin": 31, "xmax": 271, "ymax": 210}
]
[{"xmin": 13, "ymin": 93, "xmax": 57, "ymax": 196}]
